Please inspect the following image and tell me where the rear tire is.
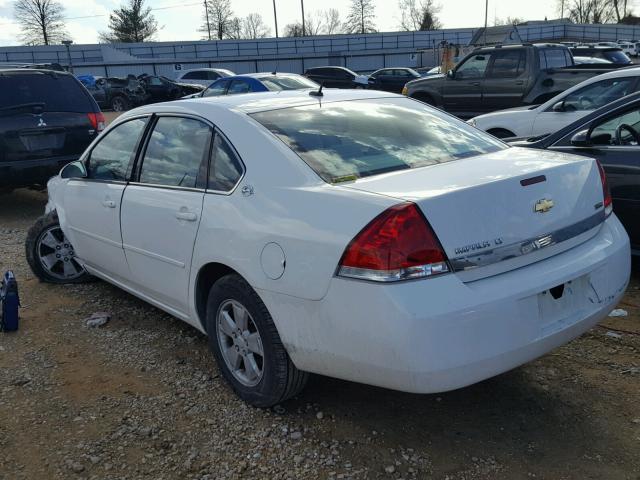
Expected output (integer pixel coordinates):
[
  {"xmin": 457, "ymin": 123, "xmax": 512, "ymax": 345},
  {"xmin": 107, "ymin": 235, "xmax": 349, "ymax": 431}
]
[
  {"xmin": 110, "ymin": 95, "xmax": 130, "ymax": 112},
  {"xmin": 206, "ymin": 274, "xmax": 308, "ymax": 407},
  {"xmin": 25, "ymin": 212, "xmax": 92, "ymax": 284},
  {"xmin": 487, "ymin": 128, "xmax": 516, "ymax": 139}
]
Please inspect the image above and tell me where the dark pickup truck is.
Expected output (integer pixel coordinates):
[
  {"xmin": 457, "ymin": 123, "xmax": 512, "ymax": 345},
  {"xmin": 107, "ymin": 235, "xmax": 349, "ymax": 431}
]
[{"xmin": 403, "ymin": 43, "xmax": 618, "ymax": 118}]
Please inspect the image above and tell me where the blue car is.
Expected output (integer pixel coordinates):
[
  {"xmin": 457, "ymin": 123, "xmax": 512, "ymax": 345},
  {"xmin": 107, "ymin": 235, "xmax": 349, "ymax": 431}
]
[{"xmin": 183, "ymin": 72, "xmax": 319, "ymax": 99}]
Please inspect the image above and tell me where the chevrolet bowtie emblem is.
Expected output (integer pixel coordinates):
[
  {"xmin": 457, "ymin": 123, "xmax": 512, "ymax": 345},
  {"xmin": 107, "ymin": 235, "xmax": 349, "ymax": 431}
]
[{"xmin": 534, "ymin": 198, "xmax": 554, "ymax": 213}]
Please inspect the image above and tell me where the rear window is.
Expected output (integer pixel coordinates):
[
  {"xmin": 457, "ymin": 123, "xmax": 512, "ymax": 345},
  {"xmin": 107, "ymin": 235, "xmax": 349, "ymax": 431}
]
[
  {"xmin": 0, "ymin": 72, "xmax": 94, "ymax": 112},
  {"xmin": 257, "ymin": 75, "xmax": 318, "ymax": 91},
  {"xmin": 603, "ymin": 50, "xmax": 631, "ymax": 64},
  {"xmin": 251, "ymin": 98, "xmax": 505, "ymax": 183}
]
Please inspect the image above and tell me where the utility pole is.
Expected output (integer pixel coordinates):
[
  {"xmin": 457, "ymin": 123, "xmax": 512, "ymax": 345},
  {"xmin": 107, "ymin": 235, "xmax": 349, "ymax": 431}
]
[
  {"xmin": 204, "ymin": 0, "xmax": 211, "ymax": 41},
  {"xmin": 273, "ymin": 0, "xmax": 279, "ymax": 38},
  {"xmin": 484, "ymin": 0, "xmax": 488, "ymax": 45},
  {"xmin": 560, "ymin": 0, "xmax": 564, "ymax": 19},
  {"xmin": 361, "ymin": 0, "xmax": 365, "ymax": 33},
  {"xmin": 301, "ymin": 0, "xmax": 306, "ymax": 36},
  {"xmin": 62, "ymin": 40, "xmax": 73, "ymax": 73}
]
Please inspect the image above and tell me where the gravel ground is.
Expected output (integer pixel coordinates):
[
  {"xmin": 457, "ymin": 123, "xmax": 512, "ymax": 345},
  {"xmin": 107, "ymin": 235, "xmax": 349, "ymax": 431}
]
[{"xmin": 1, "ymin": 189, "xmax": 639, "ymax": 480}]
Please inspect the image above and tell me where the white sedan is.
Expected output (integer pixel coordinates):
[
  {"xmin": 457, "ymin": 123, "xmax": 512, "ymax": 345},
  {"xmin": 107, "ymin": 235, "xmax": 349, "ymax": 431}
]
[
  {"xmin": 27, "ymin": 89, "xmax": 630, "ymax": 407},
  {"xmin": 469, "ymin": 67, "xmax": 640, "ymax": 138}
]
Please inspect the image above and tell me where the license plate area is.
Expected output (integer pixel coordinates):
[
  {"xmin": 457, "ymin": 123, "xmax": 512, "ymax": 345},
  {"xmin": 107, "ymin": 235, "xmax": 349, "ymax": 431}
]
[
  {"xmin": 20, "ymin": 129, "xmax": 65, "ymax": 151},
  {"xmin": 538, "ymin": 275, "xmax": 589, "ymax": 337}
]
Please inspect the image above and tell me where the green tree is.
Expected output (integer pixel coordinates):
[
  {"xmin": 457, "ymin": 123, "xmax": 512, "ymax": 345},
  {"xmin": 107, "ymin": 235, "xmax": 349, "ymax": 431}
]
[{"xmin": 100, "ymin": 0, "xmax": 158, "ymax": 43}]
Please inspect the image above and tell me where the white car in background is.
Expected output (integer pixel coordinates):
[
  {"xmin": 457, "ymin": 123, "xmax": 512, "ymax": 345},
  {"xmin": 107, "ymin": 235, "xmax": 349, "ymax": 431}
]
[
  {"xmin": 617, "ymin": 42, "xmax": 636, "ymax": 57},
  {"xmin": 27, "ymin": 90, "xmax": 630, "ymax": 407},
  {"xmin": 469, "ymin": 67, "xmax": 640, "ymax": 138},
  {"xmin": 175, "ymin": 68, "xmax": 235, "ymax": 87}
]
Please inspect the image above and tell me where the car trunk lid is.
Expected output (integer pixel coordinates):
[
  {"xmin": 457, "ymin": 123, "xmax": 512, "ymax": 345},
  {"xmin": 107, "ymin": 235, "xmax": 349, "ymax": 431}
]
[{"xmin": 342, "ymin": 148, "xmax": 606, "ymax": 282}]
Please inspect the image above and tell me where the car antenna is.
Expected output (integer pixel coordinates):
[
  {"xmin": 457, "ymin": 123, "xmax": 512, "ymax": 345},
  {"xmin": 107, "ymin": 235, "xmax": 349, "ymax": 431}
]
[{"xmin": 309, "ymin": 81, "xmax": 324, "ymax": 97}]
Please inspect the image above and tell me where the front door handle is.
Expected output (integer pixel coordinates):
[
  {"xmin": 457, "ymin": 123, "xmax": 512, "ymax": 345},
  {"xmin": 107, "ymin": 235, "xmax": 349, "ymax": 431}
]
[
  {"xmin": 102, "ymin": 200, "xmax": 116, "ymax": 208},
  {"xmin": 175, "ymin": 211, "xmax": 198, "ymax": 222},
  {"xmin": 470, "ymin": 81, "xmax": 481, "ymax": 87},
  {"xmin": 515, "ymin": 80, "xmax": 524, "ymax": 85}
]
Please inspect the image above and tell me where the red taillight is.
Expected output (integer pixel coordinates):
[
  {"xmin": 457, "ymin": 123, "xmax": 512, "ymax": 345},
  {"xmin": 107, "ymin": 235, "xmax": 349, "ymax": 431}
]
[
  {"xmin": 596, "ymin": 160, "xmax": 612, "ymax": 216},
  {"xmin": 87, "ymin": 112, "xmax": 106, "ymax": 132},
  {"xmin": 337, "ymin": 203, "xmax": 450, "ymax": 282}
]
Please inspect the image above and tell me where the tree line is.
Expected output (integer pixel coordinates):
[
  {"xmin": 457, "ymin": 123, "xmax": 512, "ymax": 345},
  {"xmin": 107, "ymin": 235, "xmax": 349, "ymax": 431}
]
[{"xmin": 10, "ymin": 0, "xmax": 638, "ymax": 47}]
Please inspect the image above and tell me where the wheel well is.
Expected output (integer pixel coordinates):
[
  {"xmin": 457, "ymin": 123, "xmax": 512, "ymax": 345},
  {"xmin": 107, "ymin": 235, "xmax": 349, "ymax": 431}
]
[
  {"xmin": 410, "ymin": 92, "xmax": 436, "ymax": 106},
  {"xmin": 195, "ymin": 262, "xmax": 238, "ymax": 332},
  {"xmin": 487, "ymin": 128, "xmax": 516, "ymax": 139}
]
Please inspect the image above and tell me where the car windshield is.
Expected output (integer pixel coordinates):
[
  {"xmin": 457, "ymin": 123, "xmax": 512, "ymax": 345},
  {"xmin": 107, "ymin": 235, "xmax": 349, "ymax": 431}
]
[
  {"xmin": 258, "ymin": 75, "xmax": 319, "ymax": 91},
  {"xmin": 0, "ymin": 72, "xmax": 94, "ymax": 112},
  {"xmin": 251, "ymin": 98, "xmax": 505, "ymax": 183},
  {"xmin": 604, "ymin": 51, "xmax": 631, "ymax": 63}
]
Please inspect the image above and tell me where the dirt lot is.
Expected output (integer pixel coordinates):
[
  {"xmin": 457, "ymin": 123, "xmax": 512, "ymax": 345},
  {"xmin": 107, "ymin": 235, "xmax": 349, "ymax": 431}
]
[{"xmin": 1, "ymin": 189, "xmax": 639, "ymax": 480}]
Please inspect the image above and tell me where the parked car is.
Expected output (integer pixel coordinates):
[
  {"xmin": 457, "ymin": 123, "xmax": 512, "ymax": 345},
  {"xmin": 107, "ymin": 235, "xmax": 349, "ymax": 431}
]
[
  {"xmin": 183, "ymin": 73, "xmax": 318, "ymax": 99},
  {"xmin": 79, "ymin": 75, "xmax": 148, "ymax": 112},
  {"xmin": 0, "ymin": 69, "xmax": 104, "ymax": 193},
  {"xmin": 468, "ymin": 67, "xmax": 640, "ymax": 138},
  {"xmin": 366, "ymin": 68, "xmax": 421, "ymax": 93},
  {"xmin": 303, "ymin": 66, "xmax": 369, "ymax": 88},
  {"xmin": 617, "ymin": 42, "xmax": 636, "ymax": 57},
  {"xmin": 137, "ymin": 74, "xmax": 204, "ymax": 102},
  {"xmin": 570, "ymin": 46, "xmax": 632, "ymax": 65},
  {"xmin": 509, "ymin": 91, "xmax": 640, "ymax": 253},
  {"xmin": 403, "ymin": 43, "xmax": 616, "ymax": 118},
  {"xmin": 175, "ymin": 68, "xmax": 235, "ymax": 87},
  {"xmin": 26, "ymin": 89, "xmax": 630, "ymax": 407}
]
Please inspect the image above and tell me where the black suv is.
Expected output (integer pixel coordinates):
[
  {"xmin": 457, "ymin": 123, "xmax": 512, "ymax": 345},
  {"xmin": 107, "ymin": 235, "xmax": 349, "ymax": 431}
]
[
  {"xmin": 303, "ymin": 66, "xmax": 367, "ymax": 88},
  {"xmin": 570, "ymin": 46, "xmax": 632, "ymax": 65},
  {"xmin": 0, "ymin": 69, "xmax": 104, "ymax": 193}
]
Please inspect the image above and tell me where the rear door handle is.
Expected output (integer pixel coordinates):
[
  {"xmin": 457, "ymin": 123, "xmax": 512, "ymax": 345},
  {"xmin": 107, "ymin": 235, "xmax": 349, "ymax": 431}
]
[
  {"xmin": 175, "ymin": 211, "xmax": 198, "ymax": 222},
  {"xmin": 102, "ymin": 200, "xmax": 116, "ymax": 208},
  {"xmin": 471, "ymin": 82, "xmax": 481, "ymax": 87},
  {"xmin": 515, "ymin": 80, "xmax": 524, "ymax": 85}
]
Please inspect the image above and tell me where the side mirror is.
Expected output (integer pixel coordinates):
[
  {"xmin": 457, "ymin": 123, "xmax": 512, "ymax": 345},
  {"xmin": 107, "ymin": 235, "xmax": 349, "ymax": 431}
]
[
  {"xmin": 570, "ymin": 130, "xmax": 590, "ymax": 147},
  {"xmin": 552, "ymin": 101, "xmax": 565, "ymax": 112},
  {"xmin": 60, "ymin": 160, "xmax": 87, "ymax": 179},
  {"xmin": 446, "ymin": 69, "xmax": 455, "ymax": 79}
]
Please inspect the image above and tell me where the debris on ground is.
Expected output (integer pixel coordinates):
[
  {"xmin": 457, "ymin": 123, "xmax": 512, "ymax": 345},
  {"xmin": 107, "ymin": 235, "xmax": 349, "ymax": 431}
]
[
  {"xmin": 608, "ymin": 308, "xmax": 628, "ymax": 317},
  {"xmin": 84, "ymin": 312, "xmax": 111, "ymax": 328}
]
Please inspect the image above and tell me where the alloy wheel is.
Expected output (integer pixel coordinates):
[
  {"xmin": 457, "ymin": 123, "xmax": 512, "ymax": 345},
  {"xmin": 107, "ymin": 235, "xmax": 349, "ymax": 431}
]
[{"xmin": 36, "ymin": 225, "xmax": 85, "ymax": 281}]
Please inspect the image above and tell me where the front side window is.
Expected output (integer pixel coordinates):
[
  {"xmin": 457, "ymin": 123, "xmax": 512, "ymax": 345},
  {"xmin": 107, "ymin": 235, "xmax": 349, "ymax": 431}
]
[
  {"xmin": 203, "ymin": 80, "xmax": 229, "ymax": 97},
  {"xmin": 456, "ymin": 54, "xmax": 491, "ymax": 79},
  {"xmin": 139, "ymin": 117, "xmax": 211, "ymax": 188},
  {"xmin": 87, "ymin": 118, "xmax": 147, "ymax": 181},
  {"xmin": 590, "ymin": 108, "xmax": 640, "ymax": 146},
  {"xmin": 208, "ymin": 132, "xmax": 243, "ymax": 191},
  {"xmin": 559, "ymin": 77, "xmax": 636, "ymax": 112},
  {"xmin": 489, "ymin": 50, "xmax": 526, "ymax": 78},
  {"xmin": 251, "ymin": 98, "xmax": 505, "ymax": 183}
]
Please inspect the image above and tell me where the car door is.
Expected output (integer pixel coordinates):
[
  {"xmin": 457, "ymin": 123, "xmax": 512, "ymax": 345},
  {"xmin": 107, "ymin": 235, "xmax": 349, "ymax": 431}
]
[
  {"xmin": 549, "ymin": 105, "xmax": 640, "ymax": 250},
  {"xmin": 481, "ymin": 49, "xmax": 527, "ymax": 113},
  {"xmin": 120, "ymin": 115, "xmax": 212, "ymax": 315},
  {"xmin": 62, "ymin": 116, "xmax": 149, "ymax": 282},
  {"xmin": 442, "ymin": 53, "xmax": 491, "ymax": 116},
  {"xmin": 531, "ymin": 76, "xmax": 638, "ymax": 137}
]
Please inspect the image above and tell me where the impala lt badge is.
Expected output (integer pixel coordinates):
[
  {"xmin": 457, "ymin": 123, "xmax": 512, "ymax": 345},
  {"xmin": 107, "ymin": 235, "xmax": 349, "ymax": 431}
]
[{"xmin": 534, "ymin": 198, "xmax": 554, "ymax": 213}]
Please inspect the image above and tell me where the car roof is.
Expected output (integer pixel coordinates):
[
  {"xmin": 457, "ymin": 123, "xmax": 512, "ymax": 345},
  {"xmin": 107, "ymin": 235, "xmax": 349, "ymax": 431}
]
[
  {"xmin": 0, "ymin": 68, "xmax": 73, "ymax": 76},
  {"xmin": 126, "ymin": 88, "xmax": 399, "ymax": 117}
]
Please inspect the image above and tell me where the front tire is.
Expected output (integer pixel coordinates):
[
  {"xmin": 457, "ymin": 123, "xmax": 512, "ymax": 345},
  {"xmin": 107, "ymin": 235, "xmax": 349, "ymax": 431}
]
[
  {"xmin": 206, "ymin": 274, "xmax": 308, "ymax": 407},
  {"xmin": 25, "ymin": 212, "xmax": 92, "ymax": 284}
]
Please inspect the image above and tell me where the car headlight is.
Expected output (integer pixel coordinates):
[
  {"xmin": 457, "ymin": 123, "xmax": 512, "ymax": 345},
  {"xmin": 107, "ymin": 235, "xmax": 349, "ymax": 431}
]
[
  {"xmin": 467, "ymin": 118, "xmax": 477, "ymax": 127},
  {"xmin": 401, "ymin": 86, "xmax": 408, "ymax": 96}
]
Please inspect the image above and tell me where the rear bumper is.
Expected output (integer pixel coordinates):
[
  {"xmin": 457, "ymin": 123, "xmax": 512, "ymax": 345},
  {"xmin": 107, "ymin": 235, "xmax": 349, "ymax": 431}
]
[
  {"xmin": 0, "ymin": 156, "xmax": 76, "ymax": 188},
  {"xmin": 259, "ymin": 215, "xmax": 631, "ymax": 393}
]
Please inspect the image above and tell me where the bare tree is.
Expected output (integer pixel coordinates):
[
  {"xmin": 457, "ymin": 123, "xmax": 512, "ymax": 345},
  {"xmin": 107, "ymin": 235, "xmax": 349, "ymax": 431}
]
[
  {"xmin": 344, "ymin": 0, "xmax": 377, "ymax": 34},
  {"xmin": 13, "ymin": 0, "xmax": 67, "ymax": 46},
  {"xmin": 561, "ymin": 0, "xmax": 616, "ymax": 23},
  {"xmin": 493, "ymin": 16, "xmax": 524, "ymax": 26},
  {"xmin": 283, "ymin": 22, "xmax": 304, "ymax": 37},
  {"xmin": 99, "ymin": 0, "xmax": 158, "ymax": 43},
  {"xmin": 323, "ymin": 8, "xmax": 342, "ymax": 34},
  {"xmin": 200, "ymin": 0, "xmax": 235, "ymax": 40},
  {"xmin": 612, "ymin": 0, "xmax": 631, "ymax": 22},
  {"xmin": 242, "ymin": 13, "xmax": 271, "ymax": 39},
  {"xmin": 398, "ymin": 0, "xmax": 442, "ymax": 31}
]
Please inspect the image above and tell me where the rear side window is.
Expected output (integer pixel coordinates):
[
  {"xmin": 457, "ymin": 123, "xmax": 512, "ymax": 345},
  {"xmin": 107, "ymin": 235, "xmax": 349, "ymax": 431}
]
[
  {"xmin": 208, "ymin": 132, "xmax": 243, "ymax": 192},
  {"xmin": 0, "ymin": 72, "xmax": 94, "ymax": 112},
  {"xmin": 228, "ymin": 80, "xmax": 251, "ymax": 94},
  {"xmin": 87, "ymin": 118, "xmax": 147, "ymax": 181},
  {"xmin": 182, "ymin": 71, "xmax": 207, "ymax": 80},
  {"xmin": 139, "ymin": 117, "xmax": 211, "ymax": 188},
  {"xmin": 489, "ymin": 50, "xmax": 526, "ymax": 77},
  {"xmin": 539, "ymin": 49, "xmax": 569, "ymax": 69},
  {"xmin": 251, "ymin": 98, "xmax": 505, "ymax": 183}
]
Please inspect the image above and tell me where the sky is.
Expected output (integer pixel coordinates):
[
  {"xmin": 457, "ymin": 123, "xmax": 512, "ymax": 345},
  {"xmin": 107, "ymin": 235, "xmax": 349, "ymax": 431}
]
[{"xmin": 0, "ymin": 0, "xmax": 574, "ymax": 47}]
